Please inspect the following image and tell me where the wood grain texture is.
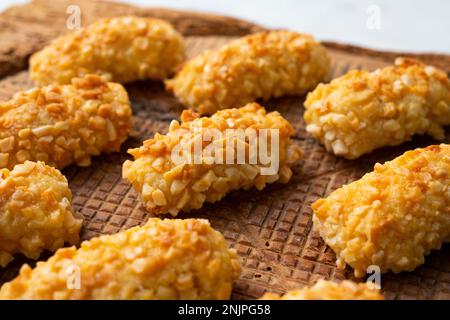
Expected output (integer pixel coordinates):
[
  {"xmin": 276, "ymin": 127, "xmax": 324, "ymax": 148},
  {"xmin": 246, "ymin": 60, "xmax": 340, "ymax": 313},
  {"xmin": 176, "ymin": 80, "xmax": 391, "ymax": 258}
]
[
  {"xmin": 0, "ymin": 0, "xmax": 263, "ymax": 78},
  {"xmin": 0, "ymin": 1, "xmax": 449, "ymax": 300}
]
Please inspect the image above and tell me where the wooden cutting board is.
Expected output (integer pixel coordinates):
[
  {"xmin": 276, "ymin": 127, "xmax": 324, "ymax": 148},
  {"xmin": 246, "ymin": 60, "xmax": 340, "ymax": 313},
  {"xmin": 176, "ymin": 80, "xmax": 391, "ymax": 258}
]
[{"xmin": 0, "ymin": 0, "xmax": 449, "ymax": 300}]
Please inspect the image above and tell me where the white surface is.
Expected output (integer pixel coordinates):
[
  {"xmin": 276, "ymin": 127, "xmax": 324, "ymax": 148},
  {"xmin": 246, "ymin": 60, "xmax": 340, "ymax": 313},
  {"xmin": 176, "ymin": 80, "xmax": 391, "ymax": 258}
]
[{"xmin": 0, "ymin": 0, "xmax": 449, "ymax": 54}]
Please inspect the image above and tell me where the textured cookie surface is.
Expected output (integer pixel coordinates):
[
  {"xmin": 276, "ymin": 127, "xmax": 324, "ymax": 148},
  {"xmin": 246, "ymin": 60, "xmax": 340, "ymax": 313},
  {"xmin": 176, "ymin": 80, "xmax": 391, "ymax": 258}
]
[
  {"xmin": 0, "ymin": 74, "xmax": 131, "ymax": 169},
  {"xmin": 312, "ymin": 144, "xmax": 450, "ymax": 277},
  {"xmin": 0, "ymin": 218, "xmax": 240, "ymax": 300},
  {"xmin": 166, "ymin": 31, "xmax": 329, "ymax": 114},
  {"xmin": 304, "ymin": 58, "xmax": 450, "ymax": 159},
  {"xmin": 123, "ymin": 103, "xmax": 302, "ymax": 216},
  {"xmin": 30, "ymin": 16, "xmax": 185, "ymax": 85},
  {"xmin": 260, "ymin": 280, "xmax": 383, "ymax": 300},
  {"xmin": 1, "ymin": 4, "xmax": 450, "ymax": 299},
  {"xmin": 0, "ymin": 161, "xmax": 82, "ymax": 268}
]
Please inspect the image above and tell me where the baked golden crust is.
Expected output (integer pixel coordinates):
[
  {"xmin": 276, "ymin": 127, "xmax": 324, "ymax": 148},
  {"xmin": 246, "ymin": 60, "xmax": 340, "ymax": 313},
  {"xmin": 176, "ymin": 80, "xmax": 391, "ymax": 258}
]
[
  {"xmin": 0, "ymin": 218, "xmax": 241, "ymax": 300},
  {"xmin": 312, "ymin": 144, "xmax": 450, "ymax": 277},
  {"xmin": 0, "ymin": 74, "xmax": 132, "ymax": 169},
  {"xmin": 166, "ymin": 31, "xmax": 329, "ymax": 114},
  {"xmin": 0, "ymin": 161, "xmax": 82, "ymax": 267},
  {"xmin": 304, "ymin": 58, "xmax": 450, "ymax": 159},
  {"xmin": 260, "ymin": 280, "xmax": 383, "ymax": 300},
  {"xmin": 30, "ymin": 16, "xmax": 185, "ymax": 85},
  {"xmin": 122, "ymin": 103, "xmax": 302, "ymax": 216}
]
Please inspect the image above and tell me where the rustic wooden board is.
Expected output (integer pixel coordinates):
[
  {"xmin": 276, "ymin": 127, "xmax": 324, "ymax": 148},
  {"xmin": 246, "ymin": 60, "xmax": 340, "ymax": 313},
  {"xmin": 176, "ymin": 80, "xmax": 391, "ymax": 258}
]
[{"xmin": 0, "ymin": 0, "xmax": 449, "ymax": 300}]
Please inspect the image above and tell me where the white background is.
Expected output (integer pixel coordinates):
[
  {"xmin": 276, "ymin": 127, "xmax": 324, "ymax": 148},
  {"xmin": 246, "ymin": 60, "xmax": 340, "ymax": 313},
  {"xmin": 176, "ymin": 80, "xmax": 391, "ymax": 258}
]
[{"xmin": 1, "ymin": 0, "xmax": 449, "ymax": 54}]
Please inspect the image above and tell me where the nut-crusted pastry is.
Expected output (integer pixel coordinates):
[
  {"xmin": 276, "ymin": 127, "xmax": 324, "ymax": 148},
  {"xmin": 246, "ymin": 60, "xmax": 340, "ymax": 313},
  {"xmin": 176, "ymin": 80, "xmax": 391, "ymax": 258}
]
[
  {"xmin": 166, "ymin": 31, "xmax": 329, "ymax": 114},
  {"xmin": 312, "ymin": 144, "xmax": 450, "ymax": 277},
  {"xmin": 0, "ymin": 74, "xmax": 132, "ymax": 169},
  {"xmin": 260, "ymin": 280, "xmax": 383, "ymax": 300},
  {"xmin": 0, "ymin": 161, "xmax": 82, "ymax": 268},
  {"xmin": 304, "ymin": 58, "xmax": 450, "ymax": 159},
  {"xmin": 30, "ymin": 16, "xmax": 185, "ymax": 85},
  {"xmin": 0, "ymin": 218, "xmax": 241, "ymax": 300},
  {"xmin": 123, "ymin": 103, "xmax": 302, "ymax": 216}
]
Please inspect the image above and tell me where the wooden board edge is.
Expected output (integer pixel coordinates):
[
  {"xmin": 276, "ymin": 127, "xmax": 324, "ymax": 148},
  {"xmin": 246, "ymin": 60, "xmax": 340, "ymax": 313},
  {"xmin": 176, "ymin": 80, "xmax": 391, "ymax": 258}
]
[
  {"xmin": 0, "ymin": 0, "xmax": 449, "ymax": 79},
  {"xmin": 323, "ymin": 41, "xmax": 450, "ymax": 73}
]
